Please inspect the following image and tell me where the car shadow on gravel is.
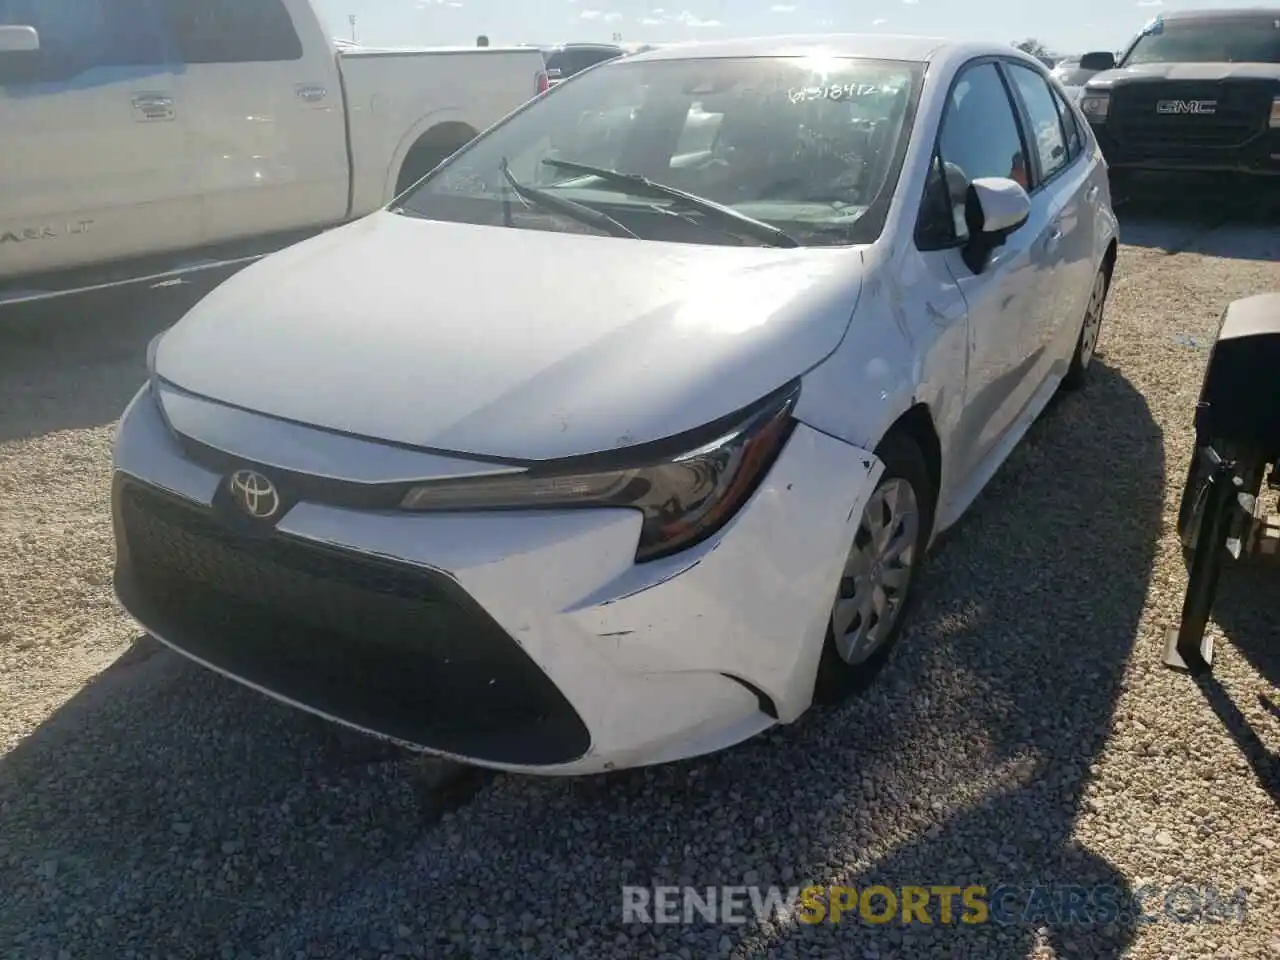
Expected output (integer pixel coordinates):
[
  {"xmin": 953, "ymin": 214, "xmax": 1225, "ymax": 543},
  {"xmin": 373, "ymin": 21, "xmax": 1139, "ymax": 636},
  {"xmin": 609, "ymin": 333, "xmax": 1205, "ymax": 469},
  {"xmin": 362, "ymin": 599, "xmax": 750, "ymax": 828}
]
[
  {"xmin": 0, "ymin": 276, "xmax": 233, "ymax": 444},
  {"xmin": 573, "ymin": 362, "xmax": 1162, "ymax": 959},
  {"xmin": 1117, "ymin": 178, "xmax": 1280, "ymax": 262},
  {"xmin": 0, "ymin": 362, "xmax": 1162, "ymax": 960},
  {"xmin": 378, "ymin": 360, "xmax": 1156, "ymax": 960},
  {"xmin": 0, "ymin": 642, "xmax": 450, "ymax": 959}
]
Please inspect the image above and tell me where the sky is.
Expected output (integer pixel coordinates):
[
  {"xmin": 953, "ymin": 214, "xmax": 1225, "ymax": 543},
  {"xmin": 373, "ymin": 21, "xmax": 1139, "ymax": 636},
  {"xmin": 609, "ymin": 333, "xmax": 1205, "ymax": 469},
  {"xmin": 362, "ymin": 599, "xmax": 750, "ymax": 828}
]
[{"xmin": 312, "ymin": 0, "xmax": 1248, "ymax": 57}]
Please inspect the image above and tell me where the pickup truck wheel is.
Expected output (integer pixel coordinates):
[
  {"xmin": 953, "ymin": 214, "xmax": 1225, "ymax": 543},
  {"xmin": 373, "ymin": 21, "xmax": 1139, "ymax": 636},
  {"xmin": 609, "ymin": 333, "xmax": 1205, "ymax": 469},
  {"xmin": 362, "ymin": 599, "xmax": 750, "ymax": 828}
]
[{"xmin": 813, "ymin": 431, "xmax": 936, "ymax": 705}]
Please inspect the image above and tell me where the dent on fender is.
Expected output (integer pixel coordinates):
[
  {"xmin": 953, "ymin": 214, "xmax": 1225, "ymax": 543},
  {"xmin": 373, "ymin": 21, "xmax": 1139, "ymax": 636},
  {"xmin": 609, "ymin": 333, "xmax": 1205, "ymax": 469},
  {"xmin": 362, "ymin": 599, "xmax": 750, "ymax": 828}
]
[
  {"xmin": 845, "ymin": 456, "xmax": 879, "ymax": 521},
  {"xmin": 598, "ymin": 556, "xmax": 704, "ymax": 607}
]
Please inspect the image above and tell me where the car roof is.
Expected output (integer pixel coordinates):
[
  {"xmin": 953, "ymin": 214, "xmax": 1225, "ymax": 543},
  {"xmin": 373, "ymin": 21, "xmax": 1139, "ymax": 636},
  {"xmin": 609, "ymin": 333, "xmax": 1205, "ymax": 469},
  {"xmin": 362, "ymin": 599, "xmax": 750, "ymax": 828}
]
[
  {"xmin": 1153, "ymin": 6, "xmax": 1280, "ymax": 20},
  {"xmin": 549, "ymin": 42, "xmax": 624, "ymax": 52},
  {"xmin": 624, "ymin": 34, "xmax": 1029, "ymax": 65}
]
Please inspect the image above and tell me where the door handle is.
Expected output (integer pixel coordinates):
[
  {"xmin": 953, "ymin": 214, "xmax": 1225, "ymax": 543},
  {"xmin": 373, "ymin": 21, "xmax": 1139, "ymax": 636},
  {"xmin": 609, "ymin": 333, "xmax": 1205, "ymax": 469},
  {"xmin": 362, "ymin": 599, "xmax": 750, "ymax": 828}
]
[
  {"xmin": 132, "ymin": 93, "xmax": 175, "ymax": 122},
  {"xmin": 296, "ymin": 83, "xmax": 328, "ymax": 103},
  {"xmin": 1044, "ymin": 225, "xmax": 1064, "ymax": 252},
  {"xmin": 1085, "ymin": 184, "xmax": 1100, "ymax": 203}
]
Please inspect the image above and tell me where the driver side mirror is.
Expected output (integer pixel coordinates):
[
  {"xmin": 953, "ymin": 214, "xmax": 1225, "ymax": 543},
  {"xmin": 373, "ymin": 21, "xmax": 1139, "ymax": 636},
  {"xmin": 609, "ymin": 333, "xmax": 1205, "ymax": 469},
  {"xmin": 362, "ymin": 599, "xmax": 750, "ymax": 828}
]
[
  {"xmin": 961, "ymin": 177, "xmax": 1031, "ymax": 275},
  {"xmin": 1079, "ymin": 51, "xmax": 1116, "ymax": 72},
  {"xmin": 0, "ymin": 25, "xmax": 40, "ymax": 84}
]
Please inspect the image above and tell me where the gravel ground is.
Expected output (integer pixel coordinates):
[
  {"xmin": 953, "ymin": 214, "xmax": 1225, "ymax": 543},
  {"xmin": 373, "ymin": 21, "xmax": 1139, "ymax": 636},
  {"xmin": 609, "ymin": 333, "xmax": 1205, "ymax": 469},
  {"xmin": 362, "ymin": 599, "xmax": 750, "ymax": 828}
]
[{"xmin": 1, "ymin": 196, "xmax": 1278, "ymax": 960}]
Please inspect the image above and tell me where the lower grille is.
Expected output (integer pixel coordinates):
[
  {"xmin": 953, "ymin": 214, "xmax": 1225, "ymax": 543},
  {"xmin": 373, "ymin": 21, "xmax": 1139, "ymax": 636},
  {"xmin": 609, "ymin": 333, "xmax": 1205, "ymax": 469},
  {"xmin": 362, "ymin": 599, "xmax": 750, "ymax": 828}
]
[{"xmin": 112, "ymin": 478, "xmax": 591, "ymax": 766}]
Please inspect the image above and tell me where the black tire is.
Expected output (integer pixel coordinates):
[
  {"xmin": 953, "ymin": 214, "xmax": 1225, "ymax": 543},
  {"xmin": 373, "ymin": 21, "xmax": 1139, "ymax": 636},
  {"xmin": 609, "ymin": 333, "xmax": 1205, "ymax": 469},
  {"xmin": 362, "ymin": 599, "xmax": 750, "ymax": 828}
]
[
  {"xmin": 1061, "ymin": 265, "xmax": 1109, "ymax": 391},
  {"xmin": 813, "ymin": 431, "xmax": 936, "ymax": 705}
]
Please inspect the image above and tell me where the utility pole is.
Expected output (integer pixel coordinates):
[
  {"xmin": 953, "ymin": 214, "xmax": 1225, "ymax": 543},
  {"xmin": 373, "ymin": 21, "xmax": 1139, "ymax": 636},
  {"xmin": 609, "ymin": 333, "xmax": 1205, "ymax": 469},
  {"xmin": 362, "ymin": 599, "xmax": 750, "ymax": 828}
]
[{"xmin": 348, "ymin": 14, "xmax": 357, "ymax": 43}]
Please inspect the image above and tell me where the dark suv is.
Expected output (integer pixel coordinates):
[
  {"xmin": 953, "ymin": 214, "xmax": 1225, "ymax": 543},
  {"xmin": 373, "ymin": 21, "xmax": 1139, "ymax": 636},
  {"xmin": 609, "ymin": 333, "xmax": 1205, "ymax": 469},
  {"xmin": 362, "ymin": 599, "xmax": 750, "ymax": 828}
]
[
  {"xmin": 542, "ymin": 42, "xmax": 625, "ymax": 86},
  {"xmin": 1076, "ymin": 8, "xmax": 1280, "ymax": 183}
]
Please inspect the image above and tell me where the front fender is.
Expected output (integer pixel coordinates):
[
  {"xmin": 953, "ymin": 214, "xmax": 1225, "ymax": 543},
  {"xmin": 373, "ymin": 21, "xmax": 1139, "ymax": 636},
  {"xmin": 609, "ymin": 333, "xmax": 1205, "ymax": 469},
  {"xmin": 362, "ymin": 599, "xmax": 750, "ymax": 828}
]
[{"xmin": 794, "ymin": 244, "xmax": 967, "ymax": 470}]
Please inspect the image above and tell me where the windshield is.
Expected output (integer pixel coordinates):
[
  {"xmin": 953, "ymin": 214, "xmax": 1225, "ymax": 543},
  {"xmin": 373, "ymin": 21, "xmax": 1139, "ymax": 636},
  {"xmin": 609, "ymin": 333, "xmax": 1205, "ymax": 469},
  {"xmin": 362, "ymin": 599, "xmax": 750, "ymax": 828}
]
[
  {"xmin": 397, "ymin": 55, "xmax": 923, "ymax": 248},
  {"xmin": 1122, "ymin": 17, "xmax": 1280, "ymax": 65}
]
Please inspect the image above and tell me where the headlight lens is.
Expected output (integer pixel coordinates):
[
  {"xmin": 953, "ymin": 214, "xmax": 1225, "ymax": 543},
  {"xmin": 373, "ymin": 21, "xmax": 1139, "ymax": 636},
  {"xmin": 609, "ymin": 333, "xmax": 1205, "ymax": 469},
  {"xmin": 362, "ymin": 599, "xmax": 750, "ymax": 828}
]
[
  {"xmin": 400, "ymin": 381, "xmax": 801, "ymax": 562},
  {"xmin": 145, "ymin": 330, "xmax": 166, "ymax": 381},
  {"xmin": 1079, "ymin": 93, "xmax": 1110, "ymax": 121}
]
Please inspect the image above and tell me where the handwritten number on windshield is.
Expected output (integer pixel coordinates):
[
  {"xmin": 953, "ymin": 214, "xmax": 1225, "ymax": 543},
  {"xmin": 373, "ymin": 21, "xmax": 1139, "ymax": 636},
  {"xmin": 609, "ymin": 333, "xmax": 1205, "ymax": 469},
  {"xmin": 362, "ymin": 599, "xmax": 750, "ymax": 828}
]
[{"xmin": 787, "ymin": 83, "xmax": 887, "ymax": 104}]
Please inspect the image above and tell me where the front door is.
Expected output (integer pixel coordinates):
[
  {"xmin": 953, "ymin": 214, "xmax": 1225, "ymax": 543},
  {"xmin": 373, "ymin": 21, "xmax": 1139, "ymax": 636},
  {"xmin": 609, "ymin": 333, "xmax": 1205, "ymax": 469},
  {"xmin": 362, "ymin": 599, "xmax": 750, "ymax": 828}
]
[
  {"xmin": 156, "ymin": 0, "xmax": 349, "ymax": 247},
  {"xmin": 0, "ymin": 0, "xmax": 201, "ymax": 280},
  {"xmin": 927, "ymin": 60, "xmax": 1060, "ymax": 482},
  {"xmin": 1002, "ymin": 60, "xmax": 1094, "ymax": 381}
]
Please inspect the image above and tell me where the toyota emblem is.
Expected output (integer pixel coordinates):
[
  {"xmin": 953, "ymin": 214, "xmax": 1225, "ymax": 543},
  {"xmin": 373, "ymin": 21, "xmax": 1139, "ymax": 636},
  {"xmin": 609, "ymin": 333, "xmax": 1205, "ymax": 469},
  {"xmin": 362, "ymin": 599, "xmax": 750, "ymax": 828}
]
[{"xmin": 228, "ymin": 469, "xmax": 281, "ymax": 520}]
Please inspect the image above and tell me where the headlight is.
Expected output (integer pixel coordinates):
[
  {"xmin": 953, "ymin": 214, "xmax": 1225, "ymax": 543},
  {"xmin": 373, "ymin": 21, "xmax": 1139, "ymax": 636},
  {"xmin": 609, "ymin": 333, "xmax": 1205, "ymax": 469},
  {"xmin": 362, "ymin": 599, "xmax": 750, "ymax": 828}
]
[
  {"xmin": 400, "ymin": 381, "xmax": 801, "ymax": 562},
  {"xmin": 1079, "ymin": 93, "xmax": 1110, "ymax": 121},
  {"xmin": 146, "ymin": 330, "xmax": 165, "ymax": 380}
]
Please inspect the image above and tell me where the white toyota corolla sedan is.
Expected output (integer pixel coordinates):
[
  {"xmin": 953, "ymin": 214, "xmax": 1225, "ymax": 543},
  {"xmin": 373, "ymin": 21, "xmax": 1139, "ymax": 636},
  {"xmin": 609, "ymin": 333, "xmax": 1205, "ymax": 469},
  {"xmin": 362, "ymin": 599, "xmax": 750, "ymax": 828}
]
[{"xmin": 113, "ymin": 34, "xmax": 1118, "ymax": 775}]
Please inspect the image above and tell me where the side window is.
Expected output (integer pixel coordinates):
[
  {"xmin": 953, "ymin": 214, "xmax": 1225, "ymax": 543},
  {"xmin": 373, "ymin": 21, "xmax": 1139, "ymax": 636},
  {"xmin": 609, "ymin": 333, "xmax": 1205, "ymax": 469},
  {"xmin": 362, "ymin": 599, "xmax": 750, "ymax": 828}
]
[
  {"xmin": 584, "ymin": 50, "xmax": 621, "ymax": 70},
  {"xmin": 1051, "ymin": 85, "xmax": 1083, "ymax": 161},
  {"xmin": 558, "ymin": 51, "xmax": 588, "ymax": 75},
  {"xmin": 0, "ymin": 0, "xmax": 167, "ymax": 83},
  {"xmin": 915, "ymin": 149, "xmax": 957, "ymax": 249},
  {"xmin": 935, "ymin": 62, "xmax": 1030, "ymax": 242},
  {"xmin": 1005, "ymin": 63, "xmax": 1069, "ymax": 182},
  {"xmin": 160, "ymin": 0, "xmax": 303, "ymax": 64}
]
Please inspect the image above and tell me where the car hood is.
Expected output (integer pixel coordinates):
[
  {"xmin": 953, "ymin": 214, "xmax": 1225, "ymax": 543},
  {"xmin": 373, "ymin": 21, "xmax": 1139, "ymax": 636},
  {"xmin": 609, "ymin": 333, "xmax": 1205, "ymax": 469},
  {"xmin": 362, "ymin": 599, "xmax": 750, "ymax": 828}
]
[
  {"xmin": 1086, "ymin": 62, "xmax": 1280, "ymax": 88},
  {"xmin": 155, "ymin": 212, "xmax": 865, "ymax": 461}
]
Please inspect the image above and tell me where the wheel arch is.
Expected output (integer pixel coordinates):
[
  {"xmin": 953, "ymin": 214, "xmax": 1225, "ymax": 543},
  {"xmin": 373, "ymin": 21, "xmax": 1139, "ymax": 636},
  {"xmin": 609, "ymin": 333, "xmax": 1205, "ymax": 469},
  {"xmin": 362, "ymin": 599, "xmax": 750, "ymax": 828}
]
[
  {"xmin": 880, "ymin": 402, "xmax": 943, "ymax": 513},
  {"xmin": 1101, "ymin": 235, "xmax": 1118, "ymax": 281},
  {"xmin": 387, "ymin": 117, "xmax": 480, "ymax": 201}
]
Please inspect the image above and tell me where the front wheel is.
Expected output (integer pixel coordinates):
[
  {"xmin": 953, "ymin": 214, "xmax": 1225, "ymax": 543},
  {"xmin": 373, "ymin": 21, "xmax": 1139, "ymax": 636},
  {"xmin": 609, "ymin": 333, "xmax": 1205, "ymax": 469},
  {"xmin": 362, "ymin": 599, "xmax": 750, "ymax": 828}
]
[
  {"xmin": 1061, "ymin": 266, "xmax": 1109, "ymax": 391},
  {"xmin": 813, "ymin": 432, "xmax": 936, "ymax": 705}
]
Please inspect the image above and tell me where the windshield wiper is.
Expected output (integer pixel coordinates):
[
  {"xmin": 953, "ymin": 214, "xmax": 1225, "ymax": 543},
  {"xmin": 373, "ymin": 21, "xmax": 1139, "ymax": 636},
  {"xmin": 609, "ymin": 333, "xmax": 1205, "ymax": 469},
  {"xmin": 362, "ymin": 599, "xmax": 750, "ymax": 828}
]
[
  {"xmin": 541, "ymin": 158, "xmax": 799, "ymax": 248},
  {"xmin": 499, "ymin": 159, "xmax": 638, "ymax": 240}
]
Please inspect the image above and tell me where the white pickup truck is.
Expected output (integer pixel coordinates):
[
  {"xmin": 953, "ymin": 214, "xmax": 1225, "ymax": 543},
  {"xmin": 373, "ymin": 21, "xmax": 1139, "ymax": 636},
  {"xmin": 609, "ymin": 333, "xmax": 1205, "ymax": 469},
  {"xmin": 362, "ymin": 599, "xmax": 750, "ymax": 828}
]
[{"xmin": 0, "ymin": 0, "xmax": 548, "ymax": 305}]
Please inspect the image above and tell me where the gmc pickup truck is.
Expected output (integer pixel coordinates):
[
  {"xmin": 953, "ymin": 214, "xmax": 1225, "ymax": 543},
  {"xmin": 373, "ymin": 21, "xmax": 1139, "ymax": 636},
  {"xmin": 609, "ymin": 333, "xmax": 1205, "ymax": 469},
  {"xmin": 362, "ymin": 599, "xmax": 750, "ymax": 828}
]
[
  {"xmin": 1076, "ymin": 8, "xmax": 1280, "ymax": 187},
  {"xmin": 0, "ymin": 0, "xmax": 549, "ymax": 305}
]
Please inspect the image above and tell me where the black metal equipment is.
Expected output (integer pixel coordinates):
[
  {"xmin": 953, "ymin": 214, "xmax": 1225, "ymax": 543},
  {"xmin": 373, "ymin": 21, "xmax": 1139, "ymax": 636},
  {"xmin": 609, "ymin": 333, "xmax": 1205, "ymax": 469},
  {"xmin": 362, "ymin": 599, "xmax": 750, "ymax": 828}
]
[
  {"xmin": 1165, "ymin": 445, "xmax": 1247, "ymax": 672},
  {"xmin": 1165, "ymin": 293, "xmax": 1280, "ymax": 674}
]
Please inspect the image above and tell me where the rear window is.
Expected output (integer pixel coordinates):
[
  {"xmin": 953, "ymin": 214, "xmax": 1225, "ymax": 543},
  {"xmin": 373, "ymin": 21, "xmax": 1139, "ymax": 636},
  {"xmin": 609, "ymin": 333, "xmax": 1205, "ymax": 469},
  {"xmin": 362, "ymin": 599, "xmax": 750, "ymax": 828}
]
[
  {"xmin": 1123, "ymin": 16, "xmax": 1280, "ymax": 65},
  {"xmin": 546, "ymin": 47, "xmax": 620, "ymax": 77}
]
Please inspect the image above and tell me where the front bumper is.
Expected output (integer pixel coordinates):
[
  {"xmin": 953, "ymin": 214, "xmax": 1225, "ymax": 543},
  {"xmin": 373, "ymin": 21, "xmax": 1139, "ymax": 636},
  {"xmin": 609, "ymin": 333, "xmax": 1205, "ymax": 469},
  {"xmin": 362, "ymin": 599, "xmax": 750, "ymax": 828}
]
[
  {"xmin": 1090, "ymin": 123, "xmax": 1280, "ymax": 176},
  {"xmin": 111, "ymin": 383, "xmax": 881, "ymax": 775}
]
